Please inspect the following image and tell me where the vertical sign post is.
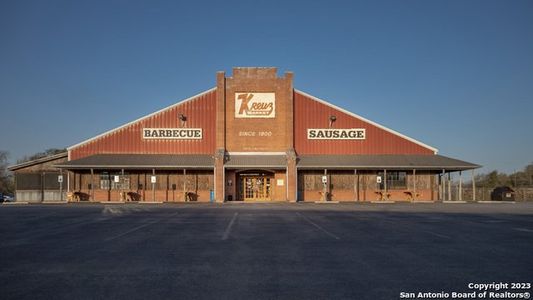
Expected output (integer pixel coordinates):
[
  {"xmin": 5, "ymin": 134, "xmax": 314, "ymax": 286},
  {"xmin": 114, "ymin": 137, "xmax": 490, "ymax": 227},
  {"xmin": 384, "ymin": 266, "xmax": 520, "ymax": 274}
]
[{"xmin": 58, "ymin": 173, "xmax": 63, "ymax": 202}]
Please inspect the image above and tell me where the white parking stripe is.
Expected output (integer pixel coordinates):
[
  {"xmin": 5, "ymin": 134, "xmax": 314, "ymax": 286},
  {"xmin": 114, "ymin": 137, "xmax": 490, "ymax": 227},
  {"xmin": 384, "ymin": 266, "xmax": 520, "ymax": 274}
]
[
  {"xmin": 514, "ymin": 227, "xmax": 533, "ymax": 233},
  {"xmin": 104, "ymin": 211, "xmax": 179, "ymax": 241},
  {"xmin": 422, "ymin": 230, "xmax": 451, "ymax": 239},
  {"xmin": 104, "ymin": 220, "xmax": 160, "ymax": 241},
  {"xmin": 222, "ymin": 212, "xmax": 238, "ymax": 240},
  {"xmin": 296, "ymin": 212, "xmax": 340, "ymax": 240}
]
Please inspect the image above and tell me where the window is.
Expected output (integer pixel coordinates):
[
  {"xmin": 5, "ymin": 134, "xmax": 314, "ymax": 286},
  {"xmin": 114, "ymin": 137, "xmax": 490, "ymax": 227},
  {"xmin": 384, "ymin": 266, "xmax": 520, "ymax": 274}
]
[
  {"xmin": 100, "ymin": 172, "xmax": 130, "ymax": 190},
  {"xmin": 378, "ymin": 171, "xmax": 407, "ymax": 190},
  {"xmin": 100, "ymin": 173, "xmax": 110, "ymax": 190}
]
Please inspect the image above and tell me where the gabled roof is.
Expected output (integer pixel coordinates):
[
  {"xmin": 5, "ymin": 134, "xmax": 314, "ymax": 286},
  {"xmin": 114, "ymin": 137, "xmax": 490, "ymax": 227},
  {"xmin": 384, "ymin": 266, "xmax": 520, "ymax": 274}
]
[
  {"xmin": 67, "ymin": 87, "xmax": 217, "ymax": 151},
  {"xmin": 295, "ymin": 89, "xmax": 438, "ymax": 154},
  {"xmin": 8, "ymin": 152, "xmax": 68, "ymax": 171}
]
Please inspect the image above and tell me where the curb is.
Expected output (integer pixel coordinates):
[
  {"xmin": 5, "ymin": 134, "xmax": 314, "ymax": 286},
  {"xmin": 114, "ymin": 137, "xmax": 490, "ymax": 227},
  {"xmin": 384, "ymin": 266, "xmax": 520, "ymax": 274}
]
[{"xmin": 477, "ymin": 201, "xmax": 515, "ymax": 204}]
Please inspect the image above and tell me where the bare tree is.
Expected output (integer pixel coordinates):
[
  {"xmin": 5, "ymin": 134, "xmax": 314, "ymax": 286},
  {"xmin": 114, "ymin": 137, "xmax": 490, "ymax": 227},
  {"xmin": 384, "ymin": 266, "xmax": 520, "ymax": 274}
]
[
  {"xmin": 0, "ymin": 151, "xmax": 14, "ymax": 194},
  {"xmin": 16, "ymin": 148, "xmax": 66, "ymax": 164}
]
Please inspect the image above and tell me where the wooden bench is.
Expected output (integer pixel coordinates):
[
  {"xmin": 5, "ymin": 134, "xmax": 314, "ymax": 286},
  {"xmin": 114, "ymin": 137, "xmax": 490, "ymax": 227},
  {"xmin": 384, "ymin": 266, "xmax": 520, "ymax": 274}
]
[
  {"xmin": 403, "ymin": 191, "xmax": 420, "ymax": 201},
  {"xmin": 375, "ymin": 191, "xmax": 391, "ymax": 201}
]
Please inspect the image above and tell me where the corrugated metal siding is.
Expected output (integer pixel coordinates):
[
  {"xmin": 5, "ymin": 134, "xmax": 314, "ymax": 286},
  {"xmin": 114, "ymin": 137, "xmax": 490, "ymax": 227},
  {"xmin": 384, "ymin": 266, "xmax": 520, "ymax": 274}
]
[
  {"xmin": 70, "ymin": 89, "xmax": 217, "ymax": 160},
  {"xmin": 294, "ymin": 91, "xmax": 434, "ymax": 155}
]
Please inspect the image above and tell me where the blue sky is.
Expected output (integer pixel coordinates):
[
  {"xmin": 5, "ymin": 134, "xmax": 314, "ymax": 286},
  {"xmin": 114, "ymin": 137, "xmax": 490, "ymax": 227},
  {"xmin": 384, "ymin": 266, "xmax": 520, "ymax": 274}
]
[{"xmin": 0, "ymin": 0, "xmax": 532, "ymax": 173}]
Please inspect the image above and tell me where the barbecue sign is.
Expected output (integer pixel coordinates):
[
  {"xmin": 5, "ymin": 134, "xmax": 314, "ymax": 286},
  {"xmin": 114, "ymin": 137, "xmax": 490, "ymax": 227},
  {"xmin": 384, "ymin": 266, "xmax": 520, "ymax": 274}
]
[
  {"xmin": 142, "ymin": 128, "xmax": 203, "ymax": 139},
  {"xmin": 235, "ymin": 93, "xmax": 275, "ymax": 118}
]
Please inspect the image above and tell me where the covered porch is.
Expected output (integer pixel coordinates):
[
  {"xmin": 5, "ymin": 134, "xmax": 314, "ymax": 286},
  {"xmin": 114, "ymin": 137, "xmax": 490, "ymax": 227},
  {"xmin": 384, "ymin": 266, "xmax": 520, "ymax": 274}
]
[
  {"xmin": 296, "ymin": 154, "xmax": 480, "ymax": 202},
  {"xmin": 56, "ymin": 154, "xmax": 214, "ymax": 203}
]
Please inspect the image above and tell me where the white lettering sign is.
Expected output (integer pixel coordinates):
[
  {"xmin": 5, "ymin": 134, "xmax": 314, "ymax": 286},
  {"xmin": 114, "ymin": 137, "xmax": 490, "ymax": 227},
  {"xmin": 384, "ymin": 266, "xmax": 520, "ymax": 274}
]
[
  {"xmin": 238, "ymin": 131, "xmax": 272, "ymax": 137},
  {"xmin": 307, "ymin": 129, "xmax": 366, "ymax": 140},
  {"xmin": 142, "ymin": 128, "xmax": 202, "ymax": 140},
  {"xmin": 235, "ymin": 93, "xmax": 275, "ymax": 118}
]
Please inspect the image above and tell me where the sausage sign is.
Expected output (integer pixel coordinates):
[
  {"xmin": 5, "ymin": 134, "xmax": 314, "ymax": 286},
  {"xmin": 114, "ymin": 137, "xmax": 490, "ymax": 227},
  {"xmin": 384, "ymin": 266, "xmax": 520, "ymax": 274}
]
[{"xmin": 307, "ymin": 128, "xmax": 366, "ymax": 140}]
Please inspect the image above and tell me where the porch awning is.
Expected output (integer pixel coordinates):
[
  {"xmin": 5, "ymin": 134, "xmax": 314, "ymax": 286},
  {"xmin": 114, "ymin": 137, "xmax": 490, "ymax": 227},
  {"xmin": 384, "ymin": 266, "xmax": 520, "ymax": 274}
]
[
  {"xmin": 297, "ymin": 154, "xmax": 480, "ymax": 171},
  {"xmin": 55, "ymin": 154, "xmax": 214, "ymax": 169}
]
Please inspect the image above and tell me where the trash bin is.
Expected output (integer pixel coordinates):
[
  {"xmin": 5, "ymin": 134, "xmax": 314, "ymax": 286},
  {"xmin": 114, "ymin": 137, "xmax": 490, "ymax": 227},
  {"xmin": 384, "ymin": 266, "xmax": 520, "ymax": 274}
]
[{"xmin": 490, "ymin": 186, "xmax": 515, "ymax": 201}]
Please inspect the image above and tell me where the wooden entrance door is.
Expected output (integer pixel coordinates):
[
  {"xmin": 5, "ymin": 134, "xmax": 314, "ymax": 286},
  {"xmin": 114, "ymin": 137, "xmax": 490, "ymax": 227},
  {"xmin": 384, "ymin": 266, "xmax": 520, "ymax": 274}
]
[{"xmin": 240, "ymin": 176, "xmax": 272, "ymax": 201}]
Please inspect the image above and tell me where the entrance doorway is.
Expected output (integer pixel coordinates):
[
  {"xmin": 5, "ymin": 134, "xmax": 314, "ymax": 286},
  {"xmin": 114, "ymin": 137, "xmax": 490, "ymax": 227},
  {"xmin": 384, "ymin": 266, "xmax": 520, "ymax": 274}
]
[{"xmin": 238, "ymin": 171, "xmax": 274, "ymax": 201}]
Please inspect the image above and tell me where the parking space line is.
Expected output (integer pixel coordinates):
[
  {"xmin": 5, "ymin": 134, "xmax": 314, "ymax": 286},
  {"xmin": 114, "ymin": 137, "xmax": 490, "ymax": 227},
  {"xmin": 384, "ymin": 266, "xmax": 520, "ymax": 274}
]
[
  {"xmin": 104, "ymin": 211, "xmax": 179, "ymax": 242},
  {"xmin": 421, "ymin": 230, "xmax": 451, "ymax": 239},
  {"xmin": 222, "ymin": 212, "xmax": 238, "ymax": 240},
  {"xmin": 513, "ymin": 227, "xmax": 533, "ymax": 233},
  {"xmin": 296, "ymin": 212, "xmax": 340, "ymax": 240},
  {"xmin": 104, "ymin": 220, "xmax": 160, "ymax": 241}
]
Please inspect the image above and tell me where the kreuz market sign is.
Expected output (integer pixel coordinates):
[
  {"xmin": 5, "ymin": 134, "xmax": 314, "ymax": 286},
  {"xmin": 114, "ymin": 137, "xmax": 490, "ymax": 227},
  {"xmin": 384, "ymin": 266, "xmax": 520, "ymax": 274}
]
[
  {"xmin": 142, "ymin": 128, "xmax": 203, "ymax": 139},
  {"xmin": 307, "ymin": 128, "xmax": 366, "ymax": 140},
  {"xmin": 235, "ymin": 93, "xmax": 275, "ymax": 118}
]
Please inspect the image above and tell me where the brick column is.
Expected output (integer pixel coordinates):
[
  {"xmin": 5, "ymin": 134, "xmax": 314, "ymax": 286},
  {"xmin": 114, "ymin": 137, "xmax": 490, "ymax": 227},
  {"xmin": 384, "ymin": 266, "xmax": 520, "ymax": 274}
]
[
  {"xmin": 285, "ymin": 72, "xmax": 294, "ymax": 149},
  {"xmin": 285, "ymin": 72, "xmax": 297, "ymax": 202},
  {"xmin": 216, "ymin": 71, "xmax": 226, "ymax": 150},
  {"xmin": 287, "ymin": 149, "xmax": 297, "ymax": 202},
  {"xmin": 214, "ymin": 149, "xmax": 225, "ymax": 202},
  {"xmin": 215, "ymin": 71, "xmax": 226, "ymax": 202}
]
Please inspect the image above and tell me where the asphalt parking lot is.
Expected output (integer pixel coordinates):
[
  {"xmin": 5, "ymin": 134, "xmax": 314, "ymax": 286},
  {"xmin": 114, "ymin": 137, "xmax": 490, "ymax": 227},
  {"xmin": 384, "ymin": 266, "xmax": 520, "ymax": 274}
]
[{"xmin": 1, "ymin": 203, "xmax": 532, "ymax": 300}]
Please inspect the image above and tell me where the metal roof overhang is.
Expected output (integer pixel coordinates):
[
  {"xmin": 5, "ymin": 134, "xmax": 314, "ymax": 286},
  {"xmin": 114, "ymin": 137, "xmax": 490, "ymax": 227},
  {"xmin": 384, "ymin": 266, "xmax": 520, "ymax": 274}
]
[
  {"xmin": 55, "ymin": 154, "xmax": 214, "ymax": 170},
  {"xmin": 224, "ymin": 155, "xmax": 287, "ymax": 169},
  {"xmin": 297, "ymin": 155, "xmax": 481, "ymax": 171},
  {"xmin": 8, "ymin": 152, "xmax": 68, "ymax": 171}
]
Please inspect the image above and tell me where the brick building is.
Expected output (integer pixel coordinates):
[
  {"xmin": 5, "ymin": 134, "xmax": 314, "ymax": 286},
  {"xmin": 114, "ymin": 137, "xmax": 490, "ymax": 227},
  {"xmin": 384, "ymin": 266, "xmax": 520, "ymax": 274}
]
[{"xmin": 9, "ymin": 67, "xmax": 479, "ymax": 203}]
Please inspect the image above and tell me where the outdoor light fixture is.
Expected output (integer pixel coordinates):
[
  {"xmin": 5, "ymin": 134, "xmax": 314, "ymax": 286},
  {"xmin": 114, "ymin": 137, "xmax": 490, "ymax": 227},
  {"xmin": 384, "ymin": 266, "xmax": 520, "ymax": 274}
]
[
  {"xmin": 329, "ymin": 115, "xmax": 337, "ymax": 127},
  {"xmin": 178, "ymin": 114, "xmax": 187, "ymax": 127}
]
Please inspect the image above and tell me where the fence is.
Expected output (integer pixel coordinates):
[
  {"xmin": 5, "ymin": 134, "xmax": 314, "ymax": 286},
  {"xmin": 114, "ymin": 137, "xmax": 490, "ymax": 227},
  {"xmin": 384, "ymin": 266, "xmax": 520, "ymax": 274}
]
[
  {"xmin": 451, "ymin": 186, "xmax": 533, "ymax": 201},
  {"xmin": 15, "ymin": 172, "xmax": 66, "ymax": 202}
]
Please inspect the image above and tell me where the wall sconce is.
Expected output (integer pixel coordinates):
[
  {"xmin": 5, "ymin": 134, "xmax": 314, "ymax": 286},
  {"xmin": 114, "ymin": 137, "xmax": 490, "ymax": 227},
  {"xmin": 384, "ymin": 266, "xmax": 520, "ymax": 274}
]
[
  {"xmin": 178, "ymin": 114, "xmax": 187, "ymax": 127},
  {"xmin": 329, "ymin": 115, "xmax": 337, "ymax": 127},
  {"xmin": 227, "ymin": 179, "xmax": 233, "ymax": 186}
]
